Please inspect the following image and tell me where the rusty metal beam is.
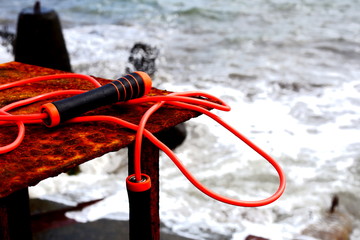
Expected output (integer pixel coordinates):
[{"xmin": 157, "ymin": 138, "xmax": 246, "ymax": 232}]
[
  {"xmin": 0, "ymin": 61, "xmax": 202, "ymax": 199},
  {"xmin": 0, "ymin": 61, "xmax": 208, "ymax": 240}
]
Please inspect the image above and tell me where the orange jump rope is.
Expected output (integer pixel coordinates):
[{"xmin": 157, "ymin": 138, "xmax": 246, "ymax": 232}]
[{"xmin": 0, "ymin": 72, "xmax": 286, "ymax": 207}]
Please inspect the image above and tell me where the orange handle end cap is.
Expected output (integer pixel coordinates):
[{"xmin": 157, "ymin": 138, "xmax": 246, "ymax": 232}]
[
  {"xmin": 126, "ymin": 174, "xmax": 151, "ymax": 192},
  {"xmin": 134, "ymin": 71, "xmax": 152, "ymax": 95},
  {"xmin": 40, "ymin": 103, "xmax": 61, "ymax": 127}
]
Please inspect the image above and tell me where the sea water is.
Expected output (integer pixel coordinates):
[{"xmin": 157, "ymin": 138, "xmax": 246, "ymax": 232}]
[{"xmin": 1, "ymin": 0, "xmax": 360, "ymax": 239}]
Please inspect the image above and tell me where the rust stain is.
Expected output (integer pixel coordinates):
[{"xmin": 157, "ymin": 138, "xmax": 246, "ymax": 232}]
[{"xmin": 0, "ymin": 62, "xmax": 203, "ymax": 198}]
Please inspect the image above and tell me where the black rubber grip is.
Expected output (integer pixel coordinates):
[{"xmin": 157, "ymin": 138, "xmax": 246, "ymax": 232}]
[
  {"xmin": 127, "ymin": 188, "xmax": 152, "ymax": 239},
  {"xmin": 51, "ymin": 72, "xmax": 147, "ymax": 123}
]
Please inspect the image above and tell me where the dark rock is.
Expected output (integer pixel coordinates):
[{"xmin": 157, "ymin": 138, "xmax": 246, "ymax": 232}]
[
  {"xmin": 0, "ymin": 25, "xmax": 15, "ymax": 53},
  {"xmin": 301, "ymin": 195, "xmax": 352, "ymax": 240},
  {"xmin": 155, "ymin": 123, "xmax": 187, "ymax": 150},
  {"xmin": 125, "ymin": 42, "xmax": 159, "ymax": 77},
  {"xmin": 245, "ymin": 235, "xmax": 269, "ymax": 240}
]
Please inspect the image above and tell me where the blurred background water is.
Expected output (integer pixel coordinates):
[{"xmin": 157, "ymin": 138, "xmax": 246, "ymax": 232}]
[{"xmin": 1, "ymin": 0, "xmax": 360, "ymax": 239}]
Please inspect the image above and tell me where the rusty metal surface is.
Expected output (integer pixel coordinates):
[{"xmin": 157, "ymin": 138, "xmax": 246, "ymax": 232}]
[{"xmin": 0, "ymin": 62, "xmax": 201, "ymax": 198}]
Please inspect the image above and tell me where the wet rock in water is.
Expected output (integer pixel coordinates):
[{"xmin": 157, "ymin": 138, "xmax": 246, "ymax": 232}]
[
  {"xmin": 301, "ymin": 195, "xmax": 352, "ymax": 240},
  {"xmin": 0, "ymin": 25, "xmax": 15, "ymax": 53},
  {"xmin": 245, "ymin": 235, "xmax": 269, "ymax": 240},
  {"xmin": 125, "ymin": 42, "xmax": 159, "ymax": 77}
]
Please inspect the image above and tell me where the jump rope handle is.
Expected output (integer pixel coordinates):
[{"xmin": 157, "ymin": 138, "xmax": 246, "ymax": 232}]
[
  {"xmin": 41, "ymin": 72, "xmax": 152, "ymax": 127},
  {"xmin": 126, "ymin": 174, "xmax": 152, "ymax": 239}
]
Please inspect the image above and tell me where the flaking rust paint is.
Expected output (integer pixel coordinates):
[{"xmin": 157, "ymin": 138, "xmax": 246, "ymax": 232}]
[{"xmin": 0, "ymin": 62, "xmax": 202, "ymax": 198}]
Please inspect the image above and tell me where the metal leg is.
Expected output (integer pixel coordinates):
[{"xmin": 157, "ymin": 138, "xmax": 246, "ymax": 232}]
[
  {"xmin": 128, "ymin": 138, "xmax": 160, "ymax": 240},
  {"xmin": 0, "ymin": 188, "xmax": 33, "ymax": 240}
]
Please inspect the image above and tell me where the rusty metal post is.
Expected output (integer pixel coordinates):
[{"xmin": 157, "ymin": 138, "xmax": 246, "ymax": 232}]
[
  {"xmin": 0, "ymin": 188, "xmax": 33, "ymax": 240},
  {"xmin": 127, "ymin": 138, "xmax": 160, "ymax": 240},
  {"xmin": 14, "ymin": 1, "xmax": 72, "ymax": 72}
]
